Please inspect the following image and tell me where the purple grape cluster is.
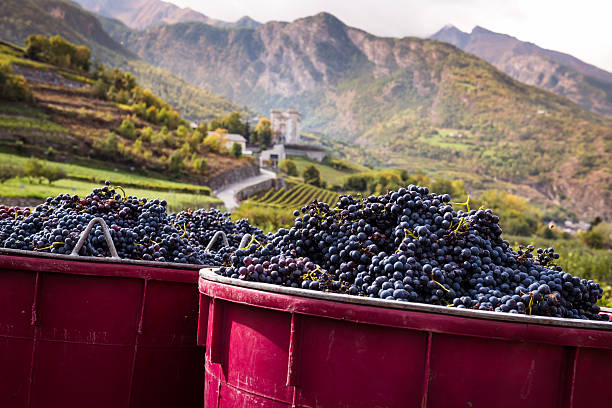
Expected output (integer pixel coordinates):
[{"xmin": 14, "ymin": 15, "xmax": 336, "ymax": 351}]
[{"xmin": 217, "ymin": 185, "xmax": 608, "ymax": 321}]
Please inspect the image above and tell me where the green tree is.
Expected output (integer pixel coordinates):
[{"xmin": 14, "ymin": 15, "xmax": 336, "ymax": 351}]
[
  {"xmin": 253, "ymin": 117, "xmax": 272, "ymax": 148},
  {"xmin": 224, "ymin": 112, "xmax": 246, "ymax": 135},
  {"xmin": 25, "ymin": 158, "xmax": 45, "ymax": 183},
  {"xmin": 146, "ymin": 105, "xmax": 158, "ymax": 122},
  {"xmin": 73, "ymin": 45, "xmax": 91, "ymax": 71},
  {"xmin": 25, "ymin": 35, "xmax": 50, "ymax": 61},
  {"xmin": 279, "ymin": 159, "xmax": 298, "ymax": 176},
  {"xmin": 230, "ymin": 142, "xmax": 242, "ymax": 158},
  {"xmin": 0, "ymin": 164, "xmax": 24, "ymax": 183},
  {"xmin": 49, "ymin": 35, "xmax": 74, "ymax": 67},
  {"xmin": 41, "ymin": 164, "xmax": 66, "ymax": 185},
  {"xmin": 303, "ymin": 164, "xmax": 321, "ymax": 187},
  {"xmin": 132, "ymin": 137, "xmax": 143, "ymax": 155},
  {"xmin": 209, "ymin": 119, "xmax": 221, "ymax": 132}
]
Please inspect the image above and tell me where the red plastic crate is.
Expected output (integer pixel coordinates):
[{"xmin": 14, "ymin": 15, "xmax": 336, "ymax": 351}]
[
  {"xmin": 198, "ymin": 269, "xmax": 612, "ymax": 408},
  {"xmin": 0, "ymin": 249, "xmax": 205, "ymax": 408}
]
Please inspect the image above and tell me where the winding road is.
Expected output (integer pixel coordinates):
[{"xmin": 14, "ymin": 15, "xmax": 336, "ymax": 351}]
[{"xmin": 214, "ymin": 168, "xmax": 277, "ymax": 210}]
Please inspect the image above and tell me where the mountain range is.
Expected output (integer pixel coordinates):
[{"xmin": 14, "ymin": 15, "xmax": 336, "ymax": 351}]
[
  {"xmin": 96, "ymin": 11, "xmax": 611, "ymax": 220},
  {"xmin": 73, "ymin": 0, "xmax": 261, "ymax": 30},
  {"xmin": 431, "ymin": 25, "xmax": 612, "ymax": 116},
  {"xmin": 1, "ymin": 1, "xmax": 611, "ymax": 221}
]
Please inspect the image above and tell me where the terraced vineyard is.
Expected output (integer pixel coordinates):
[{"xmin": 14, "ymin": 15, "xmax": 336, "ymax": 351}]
[{"xmin": 250, "ymin": 182, "xmax": 340, "ymax": 208}]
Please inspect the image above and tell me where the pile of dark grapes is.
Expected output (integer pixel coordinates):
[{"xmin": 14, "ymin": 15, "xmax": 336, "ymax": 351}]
[
  {"xmin": 217, "ymin": 185, "xmax": 608, "ymax": 321},
  {"xmin": 0, "ymin": 182, "xmax": 263, "ymax": 265}
]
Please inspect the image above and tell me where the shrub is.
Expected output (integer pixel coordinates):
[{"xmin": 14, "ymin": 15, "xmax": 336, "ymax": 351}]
[
  {"xmin": 93, "ymin": 132, "xmax": 120, "ymax": 155},
  {"xmin": 167, "ymin": 151, "xmax": 185, "ymax": 173},
  {"xmin": 203, "ymin": 133, "xmax": 224, "ymax": 153},
  {"xmin": 24, "ymin": 158, "xmax": 66, "ymax": 184},
  {"xmin": 25, "ymin": 35, "xmax": 91, "ymax": 71},
  {"xmin": 197, "ymin": 122, "xmax": 208, "ymax": 134},
  {"xmin": 140, "ymin": 126, "xmax": 153, "ymax": 143},
  {"xmin": 230, "ymin": 142, "xmax": 242, "ymax": 158},
  {"xmin": 176, "ymin": 125, "xmax": 190, "ymax": 140},
  {"xmin": 591, "ymin": 222, "xmax": 612, "ymax": 249},
  {"xmin": 42, "ymin": 164, "xmax": 66, "ymax": 184},
  {"xmin": 188, "ymin": 131, "xmax": 204, "ymax": 151},
  {"xmin": 279, "ymin": 159, "xmax": 298, "ymax": 176},
  {"xmin": 25, "ymin": 158, "xmax": 45, "ymax": 183},
  {"xmin": 322, "ymin": 156, "xmax": 352, "ymax": 171},
  {"xmin": 577, "ymin": 222, "xmax": 612, "ymax": 250},
  {"xmin": 118, "ymin": 119, "xmax": 136, "ymax": 139},
  {"xmin": 0, "ymin": 164, "xmax": 24, "ymax": 183},
  {"xmin": 193, "ymin": 156, "xmax": 207, "ymax": 174},
  {"xmin": 303, "ymin": 164, "xmax": 321, "ymax": 187},
  {"xmin": 343, "ymin": 169, "xmax": 407, "ymax": 194},
  {"xmin": 132, "ymin": 137, "xmax": 143, "ymax": 155},
  {"xmin": 0, "ymin": 62, "xmax": 33, "ymax": 102}
]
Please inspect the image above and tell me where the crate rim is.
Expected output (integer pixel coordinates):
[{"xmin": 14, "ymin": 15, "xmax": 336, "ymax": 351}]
[{"xmin": 199, "ymin": 268, "xmax": 612, "ymax": 331}]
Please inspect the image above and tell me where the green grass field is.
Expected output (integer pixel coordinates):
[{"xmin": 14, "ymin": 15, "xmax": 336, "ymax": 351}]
[
  {"xmin": 0, "ymin": 177, "xmax": 221, "ymax": 212},
  {"xmin": 0, "ymin": 116, "xmax": 68, "ymax": 133},
  {"xmin": 0, "ymin": 152, "xmax": 221, "ymax": 211},
  {"xmin": 289, "ymin": 155, "xmax": 366, "ymax": 187},
  {"xmin": 418, "ymin": 133, "xmax": 473, "ymax": 152},
  {"xmin": 0, "ymin": 152, "xmax": 212, "ymax": 195}
]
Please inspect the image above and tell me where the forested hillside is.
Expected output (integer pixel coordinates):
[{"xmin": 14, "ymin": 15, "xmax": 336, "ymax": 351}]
[
  {"xmin": 0, "ymin": 0, "xmax": 250, "ymax": 121},
  {"xmin": 0, "ymin": 37, "xmax": 256, "ymax": 209},
  {"xmin": 431, "ymin": 25, "xmax": 612, "ymax": 116}
]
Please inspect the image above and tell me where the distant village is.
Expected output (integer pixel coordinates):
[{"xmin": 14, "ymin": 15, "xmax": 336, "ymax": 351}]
[{"xmin": 206, "ymin": 109, "xmax": 325, "ymax": 168}]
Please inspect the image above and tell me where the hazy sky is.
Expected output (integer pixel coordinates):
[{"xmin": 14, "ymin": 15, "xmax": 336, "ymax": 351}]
[{"xmin": 171, "ymin": 0, "xmax": 612, "ymax": 72}]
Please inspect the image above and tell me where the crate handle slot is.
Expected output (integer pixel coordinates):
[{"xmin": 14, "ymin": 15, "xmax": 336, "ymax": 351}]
[
  {"xmin": 70, "ymin": 217, "xmax": 119, "ymax": 258},
  {"xmin": 204, "ymin": 231, "xmax": 229, "ymax": 253}
]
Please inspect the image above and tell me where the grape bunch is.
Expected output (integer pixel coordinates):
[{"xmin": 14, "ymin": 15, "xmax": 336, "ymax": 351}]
[
  {"xmin": 0, "ymin": 182, "xmax": 261, "ymax": 265},
  {"xmin": 217, "ymin": 186, "xmax": 608, "ymax": 321},
  {"xmin": 0, "ymin": 205, "xmax": 30, "ymax": 220}
]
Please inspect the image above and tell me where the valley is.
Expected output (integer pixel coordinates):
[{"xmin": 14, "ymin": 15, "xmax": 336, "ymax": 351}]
[{"xmin": 93, "ymin": 12, "xmax": 612, "ymax": 221}]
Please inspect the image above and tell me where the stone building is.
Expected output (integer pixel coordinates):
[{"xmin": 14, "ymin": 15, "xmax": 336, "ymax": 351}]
[
  {"xmin": 260, "ymin": 109, "xmax": 325, "ymax": 166},
  {"xmin": 259, "ymin": 144, "xmax": 286, "ymax": 168},
  {"xmin": 270, "ymin": 109, "xmax": 301, "ymax": 144},
  {"xmin": 207, "ymin": 131, "xmax": 251, "ymax": 156}
]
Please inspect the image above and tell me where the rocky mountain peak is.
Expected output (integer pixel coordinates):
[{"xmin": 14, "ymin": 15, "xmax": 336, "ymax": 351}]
[{"xmin": 431, "ymin": 24, "xmax": 470, "ymax": 49}]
